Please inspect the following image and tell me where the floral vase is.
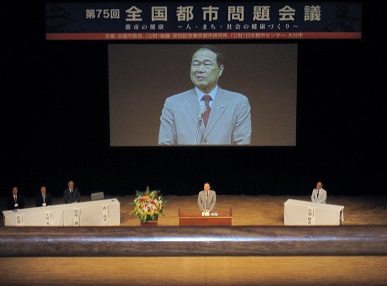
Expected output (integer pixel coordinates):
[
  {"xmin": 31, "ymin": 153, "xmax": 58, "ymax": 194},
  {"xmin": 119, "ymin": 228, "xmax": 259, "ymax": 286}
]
[{"xmin": 140, "ymin": 220, "xmax": 158, "ymax": 226}]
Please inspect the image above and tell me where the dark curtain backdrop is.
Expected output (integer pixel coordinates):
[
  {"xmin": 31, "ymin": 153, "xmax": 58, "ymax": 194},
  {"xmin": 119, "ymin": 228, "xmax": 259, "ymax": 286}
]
[{"xmin": 3, "ymin": 1, "xmax": 385, "ymax": 199}]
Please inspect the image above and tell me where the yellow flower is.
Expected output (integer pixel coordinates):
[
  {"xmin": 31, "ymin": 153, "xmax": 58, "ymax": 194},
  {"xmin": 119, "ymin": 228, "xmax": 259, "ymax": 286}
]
[{"xmin": 129, "ymin": 187, "xmax": 166, "ymax": 222}]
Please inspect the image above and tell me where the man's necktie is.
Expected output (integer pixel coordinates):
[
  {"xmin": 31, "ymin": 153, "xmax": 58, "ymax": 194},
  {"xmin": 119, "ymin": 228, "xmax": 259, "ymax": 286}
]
[
  {"xmin": 317, "ymin": 190, "xmax": 319, "ymax": 198},
  {"xmin": 201, "ymin": 95, "xmax": 212, "ymax": 127}
]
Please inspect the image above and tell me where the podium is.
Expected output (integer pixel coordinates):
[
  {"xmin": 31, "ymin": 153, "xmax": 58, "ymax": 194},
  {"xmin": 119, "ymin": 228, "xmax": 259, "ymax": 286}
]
[
  {"xmin": 178, "ymin": 209, "xmax": 232, "ymax": 226},
  {"xmin": 2, "ymin": 198, "xmax": 121, "ymax": 226},
  {"xmin": 284, "ymin": 199, "xmax": 344, "ymax": 226}
]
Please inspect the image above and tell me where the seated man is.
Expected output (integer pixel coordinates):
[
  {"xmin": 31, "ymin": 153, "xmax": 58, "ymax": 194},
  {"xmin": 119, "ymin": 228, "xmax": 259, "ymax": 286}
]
[
  {"xmin": 63, "ymin": 180, "xmax": 81, "ymax": 204},
  {"xmin": 7, "ymin": 186, "xmax": 25, "ymax": 210},
  {"xmin": 36, "ymin": 185, "xmax": 53, "ymax": 207},
  {"xmin": 198, "ymin": 182, "xmax": 216, "ymax": 213},
  {"xmin": 311, "ymin": 181, "xmax": 327, "ymax": 204}
]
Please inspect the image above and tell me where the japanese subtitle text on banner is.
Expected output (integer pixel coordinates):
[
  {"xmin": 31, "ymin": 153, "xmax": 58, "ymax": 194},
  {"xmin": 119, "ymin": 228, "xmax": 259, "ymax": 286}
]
[{"xmin": 45, "ymin": 2, "xmax": 362, "ymax": 40}]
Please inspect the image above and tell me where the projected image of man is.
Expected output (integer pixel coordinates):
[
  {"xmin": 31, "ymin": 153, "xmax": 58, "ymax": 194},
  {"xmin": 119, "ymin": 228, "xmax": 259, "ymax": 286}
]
[{"xmin": 158, "ymin": 45, "xmax": 252, "ymax": 145}]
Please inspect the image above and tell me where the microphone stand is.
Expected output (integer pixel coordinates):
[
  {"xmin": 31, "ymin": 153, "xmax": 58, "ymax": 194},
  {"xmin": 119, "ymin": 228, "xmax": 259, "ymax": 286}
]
[
  {"xmin": 202, "ymin": 192, "xmax": 207, "ymax": 216},
  {"xmin": 205, "ymin": 193, "xmax": 207, "ymax": 212},
  {"xmin": 194, "ymin": 119, "xmax": 203, "ymax": 145}
]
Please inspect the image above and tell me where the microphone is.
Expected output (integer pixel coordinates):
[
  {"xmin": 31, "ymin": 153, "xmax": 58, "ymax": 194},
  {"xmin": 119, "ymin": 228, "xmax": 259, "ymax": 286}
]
[
  {"xmin": 204, "ymin": 199, "xmax": 207, "ymax": 214},
  {"xmin": 194, "ymin": 105, "xmax": 207, "ymax": 145},
  {"xmin": 197, "ymin": 105, "xmax": 207, "ymax": 122},
  {"xmin": 204, "ymin": 191, "xmax": 208, "ymax": 215}
]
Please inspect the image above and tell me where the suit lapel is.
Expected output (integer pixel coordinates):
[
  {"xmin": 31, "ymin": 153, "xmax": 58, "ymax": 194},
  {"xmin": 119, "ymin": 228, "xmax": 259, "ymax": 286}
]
[
  {"xmin": 204, "ymin": 88, "xmax": 228, "ymax": 136},
  {"xmin": 184, "ymin": 89, "xmax": 201, "ymax": 126}
]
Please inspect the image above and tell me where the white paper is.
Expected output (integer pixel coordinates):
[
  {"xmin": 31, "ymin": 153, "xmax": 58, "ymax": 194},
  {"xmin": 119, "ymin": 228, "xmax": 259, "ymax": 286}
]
[
  {"xmin": 45, "ymin": 211, "xmax": 53, "ymax": 226},
  {"xmin": 307, "ymin": 207, "xmax": 316, "ymax": 225},
  {"xmin": 102, "ymin": 205, "xmax": 109, "ymax": 223},
  {"xmin": 73, "ymin": 208, "xmax": 81, "ymax": 226}
]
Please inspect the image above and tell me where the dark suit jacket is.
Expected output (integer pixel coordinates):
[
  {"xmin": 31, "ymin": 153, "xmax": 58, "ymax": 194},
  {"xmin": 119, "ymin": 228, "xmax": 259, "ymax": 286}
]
[
  {"xmin": 35, "ymin": 192, "xmax": 53, "ymax": 207},
  {"xmin": 158, "ymin": 87, "xmax": 251, "ymax": 145},
  {"xmin": 198, "ymin": 190, "xmax": 216, "ymax": 212},
  {"xmin": 63, "ymin": 187, "xmax": 81, "ymax": 204},
  {"xmin": 7, "ymin": 194, "xmax": 25, "ymax": 210}
]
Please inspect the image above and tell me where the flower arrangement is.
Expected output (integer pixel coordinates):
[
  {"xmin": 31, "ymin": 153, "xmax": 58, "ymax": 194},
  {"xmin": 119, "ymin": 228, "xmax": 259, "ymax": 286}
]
[{"xmin": 130, "ymin": 186, "xmax": 166, "ymax": 222}]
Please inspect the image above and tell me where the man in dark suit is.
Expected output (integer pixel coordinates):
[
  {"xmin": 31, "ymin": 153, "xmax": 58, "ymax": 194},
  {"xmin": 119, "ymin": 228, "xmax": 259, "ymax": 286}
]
[
  {"xmin": 198, "ymin": 182, "xmax": 216, "ymax": 213},
  {"xmin": 7, "ymin": 186, "xmax": 25, "ymax": 210},
  {"xmin": 35, "ymin": 185, "xmax": 53, "ymax": 207},
  {"xmin": 158, "ymin": 45, "xmax": 251, "ymax": 145},
  {"xmin": 63, "ymin": 180, "xmax": 81, "ymax": 204}
]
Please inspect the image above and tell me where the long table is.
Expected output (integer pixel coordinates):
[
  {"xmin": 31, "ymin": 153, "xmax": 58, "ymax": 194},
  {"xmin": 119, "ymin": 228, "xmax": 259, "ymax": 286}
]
[
  {"xmin": 2, "ymin": 198, "xmax": 121, "ymax": 226},
  {"xmin": 178, "ymin": 209, "xmax": 232, "ymax": 226},
  {"xmin": 284, "ymin": 199, "xmax": 344, "ymax": 226}
]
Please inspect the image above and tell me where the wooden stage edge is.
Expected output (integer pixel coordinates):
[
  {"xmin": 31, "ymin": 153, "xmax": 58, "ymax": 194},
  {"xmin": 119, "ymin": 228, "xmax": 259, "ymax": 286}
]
[
  {"xmin": 1, "ymin": 225, "xmax": 387, "ymax": 257},
  {"xmin": 1, "ymin": 195, "xmax": 386, "ymax": 285}
]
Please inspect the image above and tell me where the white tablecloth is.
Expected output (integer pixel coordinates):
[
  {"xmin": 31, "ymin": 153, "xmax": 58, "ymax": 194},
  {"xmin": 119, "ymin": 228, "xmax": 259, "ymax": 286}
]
[
  {"xmin": 2, "ymin": 198, "xmax": 120, "ymax": 226},
  {"xmin": 284, "ymin": 199, "xmax": 344, "ymax": 226}
]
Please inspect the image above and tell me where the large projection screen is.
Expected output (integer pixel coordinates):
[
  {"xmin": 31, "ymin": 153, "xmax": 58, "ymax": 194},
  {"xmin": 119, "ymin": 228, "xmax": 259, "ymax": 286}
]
[{"xmin": 109, "ymin": 43, "xmax": 297, "ymax": 146}]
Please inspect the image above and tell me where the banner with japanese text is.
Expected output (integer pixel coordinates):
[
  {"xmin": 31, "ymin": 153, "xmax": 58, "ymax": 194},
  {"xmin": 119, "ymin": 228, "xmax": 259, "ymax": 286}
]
[{"xmin": 45, "ymin": 2, "xmax": 362, "ymax": 40}]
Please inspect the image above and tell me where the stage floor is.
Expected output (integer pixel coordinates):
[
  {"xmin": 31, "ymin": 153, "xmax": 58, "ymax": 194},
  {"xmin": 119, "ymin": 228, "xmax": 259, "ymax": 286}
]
[
  {"xmin": 2, "ymin": 194, "xmax": 386, "ymax": 226},
  {"xmin": 1, "ymin": 195, "xmax": 386, "ymax": 285}
]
